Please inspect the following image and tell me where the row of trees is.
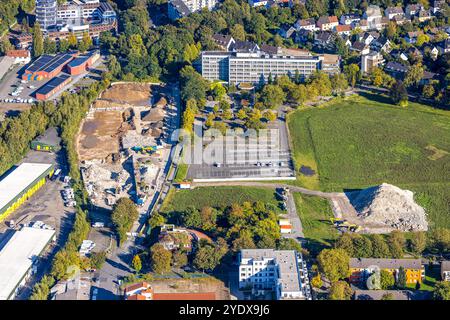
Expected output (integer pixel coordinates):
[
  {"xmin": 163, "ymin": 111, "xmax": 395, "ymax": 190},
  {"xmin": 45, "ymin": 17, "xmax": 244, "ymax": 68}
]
[
  {"xmin": 29, "ymin": 78, "xmax": 111, "ymax": 300},
  {"xmin": 334, "ymin": 231, "xmax": 425, "ymax": 259}
]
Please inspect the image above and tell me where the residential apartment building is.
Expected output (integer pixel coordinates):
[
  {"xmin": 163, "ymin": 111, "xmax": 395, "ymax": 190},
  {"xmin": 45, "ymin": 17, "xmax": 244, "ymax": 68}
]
[
  {"xmin": 385, "ymin": 7, "xmax": 404, "ymax": 20},
  {"xmin": 361, "ymin": 51, "xmax": 385, "ymax": 74},
  {"xmin": 364, "ymin": 5, "xmax": 383, "ymax": 30},
  {"xmin": 238, "ymin": 249, "xmax": 308, "ymax": 300},
  {"xmin": 316, "ymin": 16, "xmax": 339, "ymax": 31},
  {"xmin": 200, "ymin": 50, "xmax": 321, "ymax": 84},
  {"xmin": 349, "ymin": 258, "xmax": 425, "ymax": 285},
  {"xmin": 168, "ymin": 0, "xmax": 217, "ymax": 20},
  {"xmin": 320, "ymin": 54, "xmax": 340, "ymax": 75}
]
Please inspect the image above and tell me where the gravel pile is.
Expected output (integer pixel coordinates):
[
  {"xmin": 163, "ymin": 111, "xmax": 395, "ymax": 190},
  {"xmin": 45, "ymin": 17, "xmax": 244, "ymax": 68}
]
[{"xmin": 348, "ymin": 183, "xmax": 428, "ymax": 231}]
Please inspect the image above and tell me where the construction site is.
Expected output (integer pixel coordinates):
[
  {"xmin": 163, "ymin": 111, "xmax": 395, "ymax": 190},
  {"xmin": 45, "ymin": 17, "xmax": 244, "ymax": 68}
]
[{"xmin": 76, "ymin": 82, "xmax": 178, "ymax": 210}]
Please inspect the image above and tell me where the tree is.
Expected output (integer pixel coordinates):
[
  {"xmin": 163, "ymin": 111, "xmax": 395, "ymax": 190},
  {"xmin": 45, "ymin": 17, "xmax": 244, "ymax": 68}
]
[
  {"xmin": 328, "ymin": 281, "xmax": 353, "ymax": 300},
  {"xmin": 390, "ymin": 81, "xmax": 408, "ymax": 107},
  {"xmin": 388, "ymin": 231, "xmax": 406, "ymax": 259},
  {"xmin": 180, "ymin": 66, "xmax": 209, "ymax": 102},
  {"xmin": 353, "ymin": 235, "xmax": 373, "ymax": 258},
  {"xmin": 263, "ymin": 110, "xmax": 277, "ymax": 122},
  {"xmin": 172, "ymin": 250, "xmax": 188, "ymax": 267},
  {"xmin": 194, "ymin": 240, "xmax": 227, "ymax": 272},
  {"xmin": 430, "ymin": 228, "xmax": 450, "ymax": 252},
  {"xmin": 236, "ymin": 108, "xmax": 248, "ymax": 120},
  {"xmin": 90, "ymin": 251, "xmax": 106, "ymax": 270},
  {"xmin": 43, "ymin": 37, "xmax": 57, "ymax": 54},
  {"xmin": 335, "ymin": 233, "xmax": 355, "ymax": 256},
  {"xmin": 416, "ymin": 33, "xmax": 430, "ymax": 47},
  {"xmin": 211, "ymin": 82, "xmax": 227, "ymax": 100},
  {"xmin": 68, "ymin": 33, "xmax": 78, "ymax": 49},
  {"xmin": 404, "ymin": 63, "xmax": 424, "ymax": 88},
  {"xmin": 433, "ymin": 281, "xmax": 450, "ymax": 300},
  {"xmin": 78, "ymin": 32, "xmax": 93, "ymax": 52},
  {"xmin": 422, "ymin": 84, "xmax": 435, "ymax": 98},
  {"xmin": 396, "ymin": 267, "xmax": 407, "ymax": 289},
  {"xmin": 344, "ymin": 64, "xmax": 360, "ymax": 87},
  {"xmin": 149, "ymin": 212, "xmax": 166, "ymax": 230},
  {"xmin": 230, "ymin": 24, "xmax": 246, "ymax": 41},
  {"xmin": 111, "ymin": 198, "xmax": 139, "ymax": 245},
  {"xmin": 150, "ymin": 243, "xmax": 172, "ymax": 274},
  {"xmin": 59, "ymin": 39, "xmax": 70, "ymax": 52},
  {"xmin": 371, "ymin": 234, "xmax": 391, "ymax": 258},
  {"xmin": 131, "ymin": 254, "xmax": 142, "ymax": 273},
  {"xmin": 32, "ymin": 22, "xmax": 44, "ymax": 57},
  {"xmin": 317, "ymin": 248, "xmax": 350, "ymax": 283},
  {"xmin": 311, "ymin": 274, "xmax": 323, "ymax": 288},
  {"xmin": 259, "ymin": 85, "xmax": 286, "ymax": 109},
  {"xmin": 410, "ymin": 232, "xmax": 427, "ymax": 255},
  {"xmin": 380, "ymin": 270, "xmax": 395, "ymax": 290}
]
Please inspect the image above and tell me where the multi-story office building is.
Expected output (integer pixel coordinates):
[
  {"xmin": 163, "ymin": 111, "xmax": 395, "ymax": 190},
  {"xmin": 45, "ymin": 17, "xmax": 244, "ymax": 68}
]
[
  {"xmin": 200, "ymin": 50, "xmax": 321, "ymax": 84},
  {"xmin": 56, "ymin": 0, "xmax": 116, "ymax": 21},
  {"xmin": 238, "ymin": 249, "xmax": 307, "ymax": 300},
  {"xmin": 36, "ymin": 0, "xmax": 58, "ymax": 30}
]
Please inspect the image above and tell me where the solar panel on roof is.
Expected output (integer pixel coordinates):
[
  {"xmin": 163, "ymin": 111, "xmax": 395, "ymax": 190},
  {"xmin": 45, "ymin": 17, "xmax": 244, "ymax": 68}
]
[
  {"xmin": 43, "ymin": 54, "xmax": 73, "ymax": 73},
  {"xmin": 26, "ymin": 55, "xmax": 53, "ymax": 73},
  {"xmin": 36, "ymin": 74, "xmax": 71, "ymax": 96}
]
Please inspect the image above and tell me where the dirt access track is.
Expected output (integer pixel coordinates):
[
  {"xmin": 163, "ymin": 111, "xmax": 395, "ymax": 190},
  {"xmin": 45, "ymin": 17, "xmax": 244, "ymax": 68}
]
[{"xmin": 76, "ymin": 83, "xmax": 152, "ymax": 161}]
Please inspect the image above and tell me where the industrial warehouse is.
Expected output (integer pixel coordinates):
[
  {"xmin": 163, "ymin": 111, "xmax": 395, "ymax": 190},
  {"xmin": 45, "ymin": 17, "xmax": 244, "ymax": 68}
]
[
  {"xmin": 35, "ymin": 74, "xmax": 72, "ymax": 101},
  {"xmin": 19, "ymin": 50, "xmax": 100, "ymax": 101},
  {"xmin": 0, "ymin": 163, "xmax": 54, "ymax": 223},
  {"xmin": 0, "ymin": 226, "xmax": 56, "ymax": 300}
]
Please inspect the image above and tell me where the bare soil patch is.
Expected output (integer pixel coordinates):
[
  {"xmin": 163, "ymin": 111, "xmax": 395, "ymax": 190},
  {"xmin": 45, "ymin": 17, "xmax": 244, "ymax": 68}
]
[
  {"xmin": 77, "ymin": 111, "xmax": 123, "ymax": 161},
  {"xmin": 100, "ymin": 83, "xmax": 152, "ymax": 106}
]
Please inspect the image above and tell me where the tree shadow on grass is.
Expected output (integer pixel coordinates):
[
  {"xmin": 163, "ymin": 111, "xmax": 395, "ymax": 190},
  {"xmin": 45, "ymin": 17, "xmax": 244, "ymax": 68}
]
[{"xmin": 358, "ymin": 91, "xmax": 393, "ymax": 105}]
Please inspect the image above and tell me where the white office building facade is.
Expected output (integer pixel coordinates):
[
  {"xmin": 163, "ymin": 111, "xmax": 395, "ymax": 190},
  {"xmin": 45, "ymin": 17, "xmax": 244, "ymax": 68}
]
[{"xmin": 201, "ymin": 51, "xmax": 321, "ymax": 84}]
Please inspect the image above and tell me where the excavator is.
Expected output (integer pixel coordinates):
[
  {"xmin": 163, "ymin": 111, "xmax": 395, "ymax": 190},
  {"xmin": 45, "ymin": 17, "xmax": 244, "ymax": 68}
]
[
  {"xmin": 329, "ymin": 217, "xmax": 361, "ymax": 232},
  {"xmin": 131, "ymin": 145, "xmax": 163, "ymax": 155}
]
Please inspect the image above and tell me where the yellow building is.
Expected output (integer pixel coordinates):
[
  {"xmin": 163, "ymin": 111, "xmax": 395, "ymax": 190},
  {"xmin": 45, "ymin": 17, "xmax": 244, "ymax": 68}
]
[
  {"xmin": 349, "ymin": 258, "xmax": 425, "ymax": 285},
  {"xmin": 0, "ymin": 163, "xmax": 54, "ymax": 223}
]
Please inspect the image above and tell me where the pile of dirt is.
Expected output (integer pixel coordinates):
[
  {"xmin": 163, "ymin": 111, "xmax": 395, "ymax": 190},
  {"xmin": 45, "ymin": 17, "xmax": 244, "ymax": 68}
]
[{"xmin": 347, "ymin": 183, "xmax": 428, "ymax": 231}]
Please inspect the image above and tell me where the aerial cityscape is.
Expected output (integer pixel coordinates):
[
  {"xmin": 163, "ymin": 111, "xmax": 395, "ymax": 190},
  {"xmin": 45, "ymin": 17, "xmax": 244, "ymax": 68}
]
[{"xmin": 0, "ymin": 0, "xmax": 449, "ymax": 307}]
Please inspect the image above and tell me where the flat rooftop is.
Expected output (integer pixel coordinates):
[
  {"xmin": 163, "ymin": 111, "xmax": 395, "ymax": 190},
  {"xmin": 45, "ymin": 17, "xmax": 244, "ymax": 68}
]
[
  {"xmin": 0, "ymin": 227, "xmax": 55, "ymax": 300},
  {"xmin": 0, "ymin": 163, "xmax": 53, "ymax": 212},
  {"xmin": 36, "ymin": 74, "xmax": 71, "ymax": 96}
]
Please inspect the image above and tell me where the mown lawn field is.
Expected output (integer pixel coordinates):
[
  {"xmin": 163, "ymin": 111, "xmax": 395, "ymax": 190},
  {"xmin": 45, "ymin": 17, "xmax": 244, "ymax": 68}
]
[
  {"xmin": 287, "ymin": 93, "xmax": 450, "ymax": 229},
  {"xmin": 293, "ymin": 193, "xmax": 338, "ymax": 253},
  {"xmin": 160, "ymin": 186, "xmax": 283, "ymax": 214}
]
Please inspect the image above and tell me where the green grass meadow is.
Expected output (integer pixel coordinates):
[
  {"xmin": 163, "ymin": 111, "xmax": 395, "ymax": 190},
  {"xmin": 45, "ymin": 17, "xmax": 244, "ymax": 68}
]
[{"xmin": 287, "ymin": 94, "xmax": 450, "ymax": 229}]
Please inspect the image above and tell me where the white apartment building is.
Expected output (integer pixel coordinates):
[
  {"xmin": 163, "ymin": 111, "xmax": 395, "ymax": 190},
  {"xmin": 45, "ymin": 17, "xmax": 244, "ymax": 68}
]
[
  {"xmin": 361, "ymin": 51, "xmax": 385, "ymax": 74},
  {"xmin": 238, "ymin": 249, "xmax": 306, "ymax": 300},
  {"xmin": 201, "ymin": 51, "xmax": 321, "ymax": 84},
  {"xmin": 168, "ymin": 0, "xmax": 217, "ymax": 20}
]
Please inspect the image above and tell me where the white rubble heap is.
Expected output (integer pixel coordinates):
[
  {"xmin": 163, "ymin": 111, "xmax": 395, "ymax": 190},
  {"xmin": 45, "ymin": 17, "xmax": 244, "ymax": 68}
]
[
  {"xmin": 349, "ymin": 183, "xmax": 428, "ymax": 231},
  {"xmin": 81, "ymin": 161, "xmax": 131, "ymax": 208}
]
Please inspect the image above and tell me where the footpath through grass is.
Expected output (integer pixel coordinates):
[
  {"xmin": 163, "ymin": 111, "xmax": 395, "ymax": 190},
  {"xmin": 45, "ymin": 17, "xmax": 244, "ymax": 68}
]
[{"xmin": 287, "ymin": 93, "xmax": 450, "ymax": 229}]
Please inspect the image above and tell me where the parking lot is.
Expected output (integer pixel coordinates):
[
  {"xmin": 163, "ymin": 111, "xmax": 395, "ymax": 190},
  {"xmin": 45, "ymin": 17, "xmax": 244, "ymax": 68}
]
[{"xmin": 186, "ymin": 106, "xmax": 295, "ymax": 181}]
